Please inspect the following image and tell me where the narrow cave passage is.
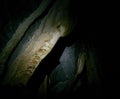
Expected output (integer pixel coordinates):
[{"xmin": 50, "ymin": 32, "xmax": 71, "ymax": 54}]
[{"xmin": 0, "ymin": 0, "xmax": 116, "ymax": 99}]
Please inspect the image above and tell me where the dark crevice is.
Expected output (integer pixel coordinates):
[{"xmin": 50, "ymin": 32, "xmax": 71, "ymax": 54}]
[
  {"xmin": 26, "ymin": 32, "xmax": 79, "ymax": 98},
  {"xmin": 26, "ymin": 37, "xmax": 67, "ymax": 91}
]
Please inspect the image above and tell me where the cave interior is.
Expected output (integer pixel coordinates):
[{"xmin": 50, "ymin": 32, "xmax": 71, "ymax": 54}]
[{"xmin": 0, "ymin": 0, "xmax": 119, "ymax": 99}]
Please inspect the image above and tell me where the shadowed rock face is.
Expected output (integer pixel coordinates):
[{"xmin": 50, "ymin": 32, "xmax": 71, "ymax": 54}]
[
  {"xmin": 49, "ymin": 41, "xmax": 82, "ymax": 96},
  {"xmin": 0, "ymin": 0, "xmax": 105, "ymax": 99}
]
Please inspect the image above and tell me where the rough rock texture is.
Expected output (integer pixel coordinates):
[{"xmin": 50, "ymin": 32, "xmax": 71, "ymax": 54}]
[
  {"xmin": 49, "ymin": 41, "xmax": 86, "ymax": 97},
  {"xmin": 1, "ymin": 0, "xmax": 77, "ymax": 86},
  {"xmin": 0, "ymin": 0, "xmax": 103, "ymax": 99},
  {"xmin": 0, "ymin": 0, "xmax": 54, "ymax": 78}
]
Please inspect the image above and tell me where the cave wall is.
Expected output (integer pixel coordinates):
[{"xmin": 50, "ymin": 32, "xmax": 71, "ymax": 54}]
[
  {"xmin": 0, "ymin": 0, "xmax": 77, "ymax": 86},
  {"xmin": 49, "ymin": 40, "xmax": 81, "ymax": 96},
  {"xmin": 0, "ymin": 0, "xmax": 116, "ymax": 99}
]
